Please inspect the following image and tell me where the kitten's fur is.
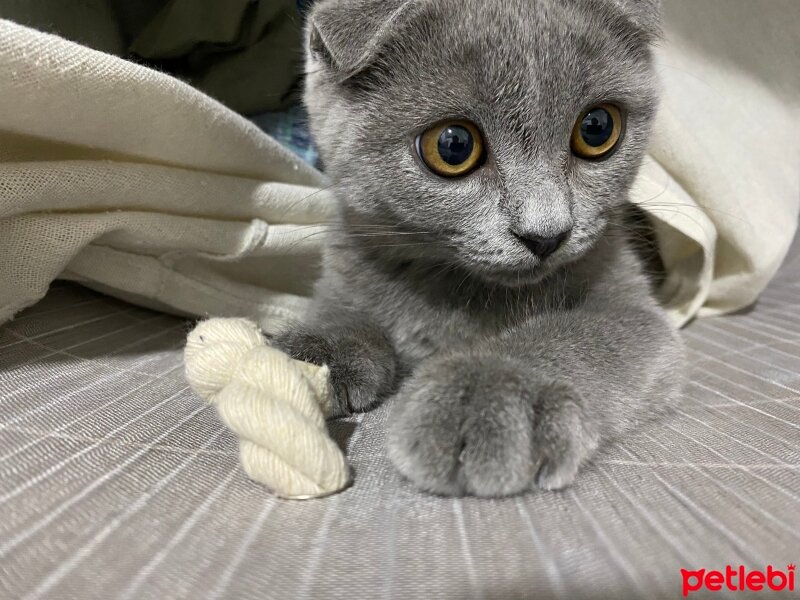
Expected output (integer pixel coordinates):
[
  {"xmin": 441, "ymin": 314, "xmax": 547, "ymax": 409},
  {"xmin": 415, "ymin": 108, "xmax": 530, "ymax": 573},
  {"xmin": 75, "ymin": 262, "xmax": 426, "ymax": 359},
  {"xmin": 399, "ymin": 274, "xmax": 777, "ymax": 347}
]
[{"xmin": 277, "ymin": 0, "xmax": 685, "ymax": 497}]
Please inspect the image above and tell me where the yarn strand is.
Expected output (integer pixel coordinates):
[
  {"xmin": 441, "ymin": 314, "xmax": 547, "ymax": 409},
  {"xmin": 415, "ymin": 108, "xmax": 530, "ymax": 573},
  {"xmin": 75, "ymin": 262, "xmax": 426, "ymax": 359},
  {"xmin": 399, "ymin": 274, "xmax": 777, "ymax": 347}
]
[{"xmin": 184, "ymin": 318, "xmax": 351, "ymax": 499}]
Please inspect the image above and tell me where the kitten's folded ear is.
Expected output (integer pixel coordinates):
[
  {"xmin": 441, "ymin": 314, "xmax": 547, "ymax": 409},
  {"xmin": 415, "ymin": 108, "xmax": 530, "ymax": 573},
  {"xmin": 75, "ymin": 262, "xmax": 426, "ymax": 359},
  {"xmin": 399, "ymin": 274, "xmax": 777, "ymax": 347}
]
[
  {"xmin": 605, "ymin": 0, "xmax": 662, "ymax": 41},
  {"xmin": 307, "ymin": 0, "xmax": 419, "ymax": 80}
]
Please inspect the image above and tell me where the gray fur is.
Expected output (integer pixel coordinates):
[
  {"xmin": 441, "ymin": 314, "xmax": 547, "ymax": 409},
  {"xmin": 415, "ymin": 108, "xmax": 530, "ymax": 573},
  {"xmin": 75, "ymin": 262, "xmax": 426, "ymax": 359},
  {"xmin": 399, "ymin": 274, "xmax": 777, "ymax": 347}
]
[{"xmin": 276, "ymin": 0, "xmax": 685, "ymax": 497}]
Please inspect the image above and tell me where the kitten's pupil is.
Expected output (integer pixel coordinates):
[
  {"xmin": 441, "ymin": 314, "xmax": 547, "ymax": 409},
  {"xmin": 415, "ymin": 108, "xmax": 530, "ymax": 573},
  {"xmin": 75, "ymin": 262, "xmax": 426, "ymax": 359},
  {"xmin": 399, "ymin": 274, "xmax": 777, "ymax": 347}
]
[
  {"xmin": 580, "ymin": 108, "xmax": 614, "ymax": 147},
  {"xmin": 438, "ymin": 125, "xmax": 474, "ymax": 165}
]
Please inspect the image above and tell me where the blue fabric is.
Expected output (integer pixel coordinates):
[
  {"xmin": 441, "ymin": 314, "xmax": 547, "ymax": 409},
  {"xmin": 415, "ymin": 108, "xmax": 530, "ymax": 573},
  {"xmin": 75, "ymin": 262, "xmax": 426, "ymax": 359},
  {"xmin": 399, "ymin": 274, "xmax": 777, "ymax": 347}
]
[
  {"xmin": 251, "ymin": 106, "xmax": 320, "ymax": 168},
  {"xmin": 250, "ymin": 1, "xmax": 319, "ymax": 168},
  {"xmin": 297, "ymin": 0, "xmax": 315, "ymax": 15}
]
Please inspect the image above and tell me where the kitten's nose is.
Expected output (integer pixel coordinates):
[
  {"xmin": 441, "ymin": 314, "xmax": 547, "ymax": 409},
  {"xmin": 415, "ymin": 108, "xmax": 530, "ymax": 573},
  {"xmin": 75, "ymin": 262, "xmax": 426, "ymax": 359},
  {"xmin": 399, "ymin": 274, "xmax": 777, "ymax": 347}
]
[{"xmin": 511, "ymin": 229, "xmax": 570, "ymax": 259}]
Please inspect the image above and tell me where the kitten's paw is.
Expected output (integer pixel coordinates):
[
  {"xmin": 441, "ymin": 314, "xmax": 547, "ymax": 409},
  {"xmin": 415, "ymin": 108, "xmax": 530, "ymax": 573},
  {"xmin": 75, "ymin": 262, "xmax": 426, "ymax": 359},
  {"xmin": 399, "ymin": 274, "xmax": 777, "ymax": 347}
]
[
  {"xmin": 387, "ymin": 356, "xmax": 597, "ymax": 497},
  {"xmin": 274, "ymin": 327, "xmax": 396, "ymax": 417},
  {"xmin": 387, "ymin": 355, "xmax": 536, "ymax": 497}
]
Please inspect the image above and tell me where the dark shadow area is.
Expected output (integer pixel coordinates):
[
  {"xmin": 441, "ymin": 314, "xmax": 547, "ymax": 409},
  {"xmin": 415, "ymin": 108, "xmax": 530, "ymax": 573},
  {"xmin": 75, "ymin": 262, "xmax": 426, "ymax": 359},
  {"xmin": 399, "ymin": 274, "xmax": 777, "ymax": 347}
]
[
  {"xmin": 0, "ymin": 282, "xmax": 189, "ymax": 369},
  {"xmin": 0, "ymin": 0, "xmax": 308, "ymax": 115},
  {"xmin": 328, "ymin": 417, "xmax": 358, "ymax": 454}
]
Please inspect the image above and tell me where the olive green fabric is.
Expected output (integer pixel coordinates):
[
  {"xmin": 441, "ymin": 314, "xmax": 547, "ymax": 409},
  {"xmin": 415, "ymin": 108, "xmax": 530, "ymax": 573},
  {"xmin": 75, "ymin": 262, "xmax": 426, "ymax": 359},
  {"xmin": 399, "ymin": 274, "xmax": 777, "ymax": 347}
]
[
  {"xmin": 129, "ymin": 0, "xmax": 302, "ymax": 114},
  {"xmin": 0, "ymin": 0, "xmax": 302, "ymax": 114},
  {"xmin": 0, "ymin": 0, "xmax": 125, "ymax": 55}
]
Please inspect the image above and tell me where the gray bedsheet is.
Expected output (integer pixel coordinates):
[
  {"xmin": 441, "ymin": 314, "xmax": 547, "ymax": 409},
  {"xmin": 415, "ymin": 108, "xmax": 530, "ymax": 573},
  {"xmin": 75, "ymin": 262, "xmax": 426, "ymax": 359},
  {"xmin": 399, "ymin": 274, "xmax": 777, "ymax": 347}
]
[{"xmin": 1, "ymin": 240, "xmax": 798, "ymax": 599}]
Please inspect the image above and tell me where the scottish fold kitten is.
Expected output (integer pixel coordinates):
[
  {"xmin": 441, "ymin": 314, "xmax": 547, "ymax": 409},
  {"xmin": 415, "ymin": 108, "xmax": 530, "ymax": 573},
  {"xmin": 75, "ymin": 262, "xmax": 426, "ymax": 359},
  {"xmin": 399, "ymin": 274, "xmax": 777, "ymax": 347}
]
[{"xmin": 277, "ymin": 0, "xmax": 685, "ymax": 497}]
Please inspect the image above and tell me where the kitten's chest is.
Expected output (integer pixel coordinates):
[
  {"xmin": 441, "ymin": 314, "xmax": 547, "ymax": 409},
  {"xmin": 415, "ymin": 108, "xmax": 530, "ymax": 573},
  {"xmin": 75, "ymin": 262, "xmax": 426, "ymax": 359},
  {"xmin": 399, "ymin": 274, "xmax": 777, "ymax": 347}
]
[
  {"xmin": 328, "ymin": 248, "xmax": 588, "ymax": 367},
  {"xmin": 366, "ymin": 273, "xmax": 540, "ymax": 365},
  {"xmin": 389, "ymin": 302, "xmax": 493, "ymax": 364}
]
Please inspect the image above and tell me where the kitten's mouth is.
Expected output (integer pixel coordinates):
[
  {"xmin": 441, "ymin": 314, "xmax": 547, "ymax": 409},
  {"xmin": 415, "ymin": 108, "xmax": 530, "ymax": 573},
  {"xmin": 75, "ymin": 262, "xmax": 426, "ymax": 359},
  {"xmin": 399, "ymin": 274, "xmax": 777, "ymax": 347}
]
[
  {"xmin": 465, "ymin": 261, "xmax": 551, "ymax": 287},
  {"xmin": 460, "ymin": 246, "xmax": 579, "ymax": 287}
]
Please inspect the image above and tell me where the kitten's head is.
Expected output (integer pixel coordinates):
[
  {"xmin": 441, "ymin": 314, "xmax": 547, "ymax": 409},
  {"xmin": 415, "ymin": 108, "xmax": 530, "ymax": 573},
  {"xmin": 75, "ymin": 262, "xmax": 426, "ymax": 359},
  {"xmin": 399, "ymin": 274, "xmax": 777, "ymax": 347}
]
[{"xmin": 305, "ymin": 0, "xmax": 661, "ymax": 285}]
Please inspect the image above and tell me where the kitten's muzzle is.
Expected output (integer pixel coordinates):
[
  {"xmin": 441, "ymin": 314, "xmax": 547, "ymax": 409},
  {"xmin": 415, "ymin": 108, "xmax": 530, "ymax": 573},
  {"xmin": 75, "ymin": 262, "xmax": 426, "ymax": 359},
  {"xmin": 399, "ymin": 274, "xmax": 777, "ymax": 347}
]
[{"xmin": 510, "ymin": 228, "xmax": 571, "ymax": 259}]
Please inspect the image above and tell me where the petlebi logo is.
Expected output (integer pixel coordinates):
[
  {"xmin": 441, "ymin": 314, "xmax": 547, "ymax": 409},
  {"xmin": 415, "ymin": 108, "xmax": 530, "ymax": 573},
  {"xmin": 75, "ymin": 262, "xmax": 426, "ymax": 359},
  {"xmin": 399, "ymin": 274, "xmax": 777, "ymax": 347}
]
[{"xmin": 681, "ymin": 564, "xmax": 795, "ymax": 596}]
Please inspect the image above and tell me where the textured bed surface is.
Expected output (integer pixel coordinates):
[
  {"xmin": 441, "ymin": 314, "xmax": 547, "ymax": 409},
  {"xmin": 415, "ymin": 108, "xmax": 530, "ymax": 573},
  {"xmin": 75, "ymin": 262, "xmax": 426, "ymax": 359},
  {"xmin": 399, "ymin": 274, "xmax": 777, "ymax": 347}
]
[{"xmin": 1, "ymin": 240, "xmax": 798, "ymax": 600}]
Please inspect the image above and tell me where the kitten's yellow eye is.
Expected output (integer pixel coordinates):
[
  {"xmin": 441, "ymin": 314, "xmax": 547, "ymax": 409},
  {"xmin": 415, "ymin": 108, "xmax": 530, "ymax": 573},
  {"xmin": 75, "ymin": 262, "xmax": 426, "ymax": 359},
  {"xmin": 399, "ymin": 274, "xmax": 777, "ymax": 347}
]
[
  {"xmin": 570, "ymin": 104, "xmax": 623, "ymax": 159},
  {"xmin": 417, "ymin": 121, "xmax": 484, "ymax": 177}
]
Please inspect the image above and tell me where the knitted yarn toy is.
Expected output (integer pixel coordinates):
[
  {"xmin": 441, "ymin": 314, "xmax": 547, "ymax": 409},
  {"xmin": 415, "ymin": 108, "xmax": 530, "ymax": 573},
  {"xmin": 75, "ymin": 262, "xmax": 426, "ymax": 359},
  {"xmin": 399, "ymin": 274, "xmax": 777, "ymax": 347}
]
[{"xmin": 184, "ymin": 318, "xmax": 350, "ymax": 499}]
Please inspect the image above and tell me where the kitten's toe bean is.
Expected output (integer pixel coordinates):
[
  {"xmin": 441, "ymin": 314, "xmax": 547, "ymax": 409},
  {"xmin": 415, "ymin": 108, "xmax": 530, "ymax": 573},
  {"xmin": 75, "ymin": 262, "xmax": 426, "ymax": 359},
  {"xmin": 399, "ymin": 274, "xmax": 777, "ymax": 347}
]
[
  {"xmin": 530, "ymin": 382, "xmax": 598, "ymax": 491},
  {"xmin": 387, "ymin": 355, "xmax": 537, "ymax": 497},
  {"xmin": 535, "ymin": 459, "xmax": 580, "ymax": 491}
]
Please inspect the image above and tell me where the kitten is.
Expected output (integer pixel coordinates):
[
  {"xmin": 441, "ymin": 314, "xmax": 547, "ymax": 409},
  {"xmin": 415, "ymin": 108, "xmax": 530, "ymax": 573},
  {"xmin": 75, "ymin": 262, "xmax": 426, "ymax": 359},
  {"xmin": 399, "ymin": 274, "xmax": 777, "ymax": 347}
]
[{"xmin": 277, "ymin": 0, "xmax": 685, "ymax": 497}]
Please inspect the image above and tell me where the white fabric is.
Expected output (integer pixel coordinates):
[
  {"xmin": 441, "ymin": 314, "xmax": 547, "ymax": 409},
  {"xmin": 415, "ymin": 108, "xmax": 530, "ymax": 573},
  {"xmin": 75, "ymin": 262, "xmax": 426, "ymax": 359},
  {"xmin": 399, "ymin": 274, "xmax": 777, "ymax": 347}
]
[
  {"xmin": 0, "ymin": 18, "xmax": 335, "ymax": 333},
  {"xmin": 633, "ymin": 0, "xmax": 800, "ymax": 323},
  {"xmin": 0, "ymin": 2, "xmax": 798, "ymax": 329}
]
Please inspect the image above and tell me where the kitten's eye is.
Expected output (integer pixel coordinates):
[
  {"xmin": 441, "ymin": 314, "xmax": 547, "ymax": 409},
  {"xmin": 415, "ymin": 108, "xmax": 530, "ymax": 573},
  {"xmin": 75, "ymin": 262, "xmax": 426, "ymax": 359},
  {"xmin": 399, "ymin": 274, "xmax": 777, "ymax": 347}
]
[
  {"xmin": 417, "ymin": 121, "xmax": 484, "ymax": 177},
  {"xmin": 570, "ymin": 104, "xmax": 623, "ymax": 159}
]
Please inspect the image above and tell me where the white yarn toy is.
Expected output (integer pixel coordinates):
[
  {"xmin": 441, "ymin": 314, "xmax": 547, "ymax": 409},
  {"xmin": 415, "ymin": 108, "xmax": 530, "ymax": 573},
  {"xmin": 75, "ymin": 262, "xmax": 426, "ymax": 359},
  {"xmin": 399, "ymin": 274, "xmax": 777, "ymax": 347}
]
[{"xmin": 184, "ymin": 318, "xmax": 351, "ymax": 499}]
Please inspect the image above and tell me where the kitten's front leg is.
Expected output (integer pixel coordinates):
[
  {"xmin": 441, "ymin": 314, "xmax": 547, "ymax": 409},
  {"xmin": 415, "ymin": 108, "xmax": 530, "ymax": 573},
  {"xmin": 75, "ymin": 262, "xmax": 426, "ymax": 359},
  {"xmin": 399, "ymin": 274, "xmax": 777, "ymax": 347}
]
[
  {"xmin": 275, "ymin": 309, "xmax": 399, "ymax": 417},
  {"xmin": 387, "ymin": 306, "xmax": 684, "ymax": 497}
]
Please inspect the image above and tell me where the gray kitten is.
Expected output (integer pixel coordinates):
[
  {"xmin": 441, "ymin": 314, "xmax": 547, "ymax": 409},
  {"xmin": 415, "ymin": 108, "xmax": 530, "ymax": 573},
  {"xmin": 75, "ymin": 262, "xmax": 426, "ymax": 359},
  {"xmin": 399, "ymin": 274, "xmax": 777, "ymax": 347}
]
[{"xmin": 277, "ymin": 0, "xmax": 685, "ymax": 497}]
